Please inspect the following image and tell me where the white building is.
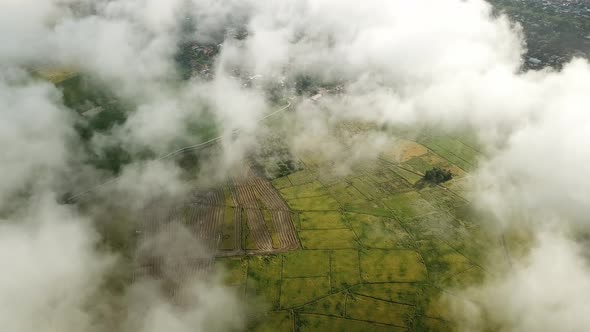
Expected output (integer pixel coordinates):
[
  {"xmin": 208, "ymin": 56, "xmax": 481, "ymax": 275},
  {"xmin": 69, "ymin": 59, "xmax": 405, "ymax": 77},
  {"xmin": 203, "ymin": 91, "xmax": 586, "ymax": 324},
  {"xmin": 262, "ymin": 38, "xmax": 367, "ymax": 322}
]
[
  {"xmin": 310, "ymin": 93, "xmax": 323, "ymax": 102},
  {"xmin": 527, "ymin": 57, "xmax": 542, "ymax": 65}
]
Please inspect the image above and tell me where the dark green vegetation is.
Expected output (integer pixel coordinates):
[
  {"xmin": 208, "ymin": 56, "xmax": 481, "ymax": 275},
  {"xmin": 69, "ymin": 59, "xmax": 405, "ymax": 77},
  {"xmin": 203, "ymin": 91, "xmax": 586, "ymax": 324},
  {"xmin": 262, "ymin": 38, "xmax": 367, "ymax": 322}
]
[
  {"xmin": 55, "ymin": 74, "xmax": 223, "ymax": 176},
  {"xmin": 58, "ymin": 75, "xmax": 131, "ymax": 174},
  {"xmin": 293, "ymin": 73, "xmax": 344, "ymax": 98},
  {"xmin": 60, "ymin": 75, "xmax": 128, "ymax": 136},
  {"xmin": 295, "ymin": 75, "xmax": 317, "ymax": 96},
  {"xmin": 52, "ymin": 64, "xmax": 494, "ymax": 330},
  {"xmin": 250, "ymin": 129, "xmax": 304, "ymax": 179},
  {"xmin": 174, "ymin": 38, "xmax": 218, "ymax": 80},
  {"xmin": 54, "ymin": 67, "xmax": 499, "ymax": 331},
  {"xmin": 218, "ymin": 128, "xmax": 502, "ymax": 331},
  {"xmin": 423, "ymin": 167, "xmax": 452, "ymax": 184},
  {"xmin": 490, "ymin": 0, "xmax": 590, "ymax": 68}
]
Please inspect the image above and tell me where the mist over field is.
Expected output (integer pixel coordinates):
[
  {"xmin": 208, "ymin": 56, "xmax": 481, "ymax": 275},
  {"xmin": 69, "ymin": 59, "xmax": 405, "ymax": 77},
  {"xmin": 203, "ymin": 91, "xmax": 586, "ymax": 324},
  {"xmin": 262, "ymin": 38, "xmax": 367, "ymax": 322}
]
[{"xmin": 1, "ymin": 0, "xmax": 589, "ymax": 331}]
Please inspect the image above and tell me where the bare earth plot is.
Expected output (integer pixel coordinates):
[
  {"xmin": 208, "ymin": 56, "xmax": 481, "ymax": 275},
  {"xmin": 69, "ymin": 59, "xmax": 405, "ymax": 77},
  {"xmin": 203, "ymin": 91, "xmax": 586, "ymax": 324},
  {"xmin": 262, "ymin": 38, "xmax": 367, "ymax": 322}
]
[
  {"xmin": 229, "ymin": 165, "xmax": 301, "ymax": 254},
  {"xmin": 133, "ymin": 165, "xmax": 301, "ymax": 300},
  {"xmin": 129, "ymin": 129, "xmax": 497, "ymax": 329},
  {"xmin": 216, "ymin": 134, "xmax": 504, "ymax": 332}
]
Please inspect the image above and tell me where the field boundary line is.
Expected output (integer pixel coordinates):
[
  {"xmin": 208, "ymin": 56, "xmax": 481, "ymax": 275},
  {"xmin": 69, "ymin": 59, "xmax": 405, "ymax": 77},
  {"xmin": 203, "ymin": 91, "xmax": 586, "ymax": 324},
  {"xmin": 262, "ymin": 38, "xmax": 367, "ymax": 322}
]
[
  {"xmin": 297, "ymin": 312, "xmax": 407, "ymax": 329},
  {"xmin": 348, "ymin": 292, "xmax": 416, "ymax": 307}
]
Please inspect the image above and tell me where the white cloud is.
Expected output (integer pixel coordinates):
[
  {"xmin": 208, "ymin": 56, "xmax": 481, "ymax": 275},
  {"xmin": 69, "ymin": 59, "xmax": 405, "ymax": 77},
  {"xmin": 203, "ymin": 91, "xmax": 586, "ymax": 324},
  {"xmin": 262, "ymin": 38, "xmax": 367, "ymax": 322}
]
[
  {"xmin": 1, "ymin": 0, "xmax": 590, "ymax": 331},
  {"xmin": 448, "ymin": 231, "xmax": 590, "ymax": 332}
]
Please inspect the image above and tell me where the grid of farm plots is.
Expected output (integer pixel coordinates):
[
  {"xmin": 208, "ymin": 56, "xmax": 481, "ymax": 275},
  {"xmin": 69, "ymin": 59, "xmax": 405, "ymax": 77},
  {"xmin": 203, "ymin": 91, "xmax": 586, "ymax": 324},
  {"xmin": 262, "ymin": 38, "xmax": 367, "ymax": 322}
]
[{"xmin": 217, "ymin": 135, "xmax": 507, "ymax": 332}]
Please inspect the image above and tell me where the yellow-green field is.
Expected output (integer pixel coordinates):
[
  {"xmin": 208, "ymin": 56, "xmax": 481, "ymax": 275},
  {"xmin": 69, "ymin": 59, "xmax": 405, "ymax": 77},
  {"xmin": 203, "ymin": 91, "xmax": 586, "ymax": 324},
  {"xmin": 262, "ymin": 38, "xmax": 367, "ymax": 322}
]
[
  {"xmin": 217, "ymin": 135, "xmax": 501, "ymax": 331},
  {"xmin": 43, "ymin": 57, "xmax": 512, "ymax": 332},
  {"xmin": 34, "ymin": 68, "xmax": 78, "ymax": 84}
]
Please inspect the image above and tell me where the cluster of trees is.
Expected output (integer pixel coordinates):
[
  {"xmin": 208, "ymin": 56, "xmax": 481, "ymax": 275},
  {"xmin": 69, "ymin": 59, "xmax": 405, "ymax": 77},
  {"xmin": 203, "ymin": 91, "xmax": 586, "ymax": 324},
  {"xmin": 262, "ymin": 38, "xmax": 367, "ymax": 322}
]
[
  {"xmin": 276, "ymin": 159, "xmax": 298, "ymax": 177},
  {"xmin": 423, "ymin": 167, "xmax": 452, "ymax": 184}
]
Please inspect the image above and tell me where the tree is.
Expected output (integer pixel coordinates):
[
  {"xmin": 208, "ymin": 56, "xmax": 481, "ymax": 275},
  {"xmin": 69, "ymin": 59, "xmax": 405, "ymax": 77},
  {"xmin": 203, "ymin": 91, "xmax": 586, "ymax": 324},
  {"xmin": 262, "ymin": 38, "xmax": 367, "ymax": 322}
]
[{"xmin": 423, "ymin": 167, "xmax": 452, "ymax": 184}]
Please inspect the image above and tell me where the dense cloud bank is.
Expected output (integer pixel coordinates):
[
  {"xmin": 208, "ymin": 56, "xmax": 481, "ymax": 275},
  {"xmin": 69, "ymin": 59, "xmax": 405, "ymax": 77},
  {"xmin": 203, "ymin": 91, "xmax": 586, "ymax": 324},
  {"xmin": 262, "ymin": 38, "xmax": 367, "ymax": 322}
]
[
  {"xmin": 447, "ymin": 230, "xmax": 590, "ymax": 332},
  {"xmin": 0, "ymin": 0, "xmax": 589, "ymax": 331}
]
